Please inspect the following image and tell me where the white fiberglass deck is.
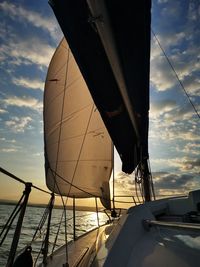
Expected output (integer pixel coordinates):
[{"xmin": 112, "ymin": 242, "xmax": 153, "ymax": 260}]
[
  {"xmin": 44, "ymin": 227, "xmax": 105, "ymax": 267},
  {"xmin": 127, "ymin": 227, "xmax": 200, "ymax": 267},
  {"xmin": 43, "ymin": 191, "xmax": 200, "ymax": 267},
  {"xmin": 95, "ymin": 191, "xmax": 200, "ymax": 267}
]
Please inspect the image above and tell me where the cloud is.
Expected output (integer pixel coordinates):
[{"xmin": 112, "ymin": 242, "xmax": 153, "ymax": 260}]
[
  {"xmin": 1, "ymin": 148, "xmax": 17, "ymax": 153},
  {"xmin": 12, "ymin": 77, "xmax": 44, "ymax": 91},
  {"xmin": 150, "ymin": 54, "xmax": 176, "ymax": 91},
  {"xmin": 151, "ymin": 157, "xmax": 200, "ymax": 173},
  {"xmin": 158, "ymin": 0, "xmax": 168, "ymax": 3},
  {"xmin": 181, "ymin": 75, "xmax": 200, "ymax": 96},
  {"xmin": 5, "ymin": 116, "xmax": 32, "ymax": 133},
  {"xmin": 150, "ymin": 99, "xmax": 177, "ymax": 118},
  {"xmin": 181, "ymin": 158, "xmax": 200, "ymax": 171},
  {"xmin": 151, "ymin": 1, "xmax": 200, "ymax": 97},
  {"xmin": 149, "ymin": 100, "xmax": 199, "ymax": 146},
  {"xmin": 188, "ymin": 1, "xmax": 200, "ymax": 22},
  {"xmin": 152, "ymin": 171, "xmax": 198, "ymax": 196},
  {"xmin": 111, "ymin": 172, "xmax": 144, "ymax": 202},
  {"xmin": 0, "ymin": 38, "xmax": 55, "ymax": 68},
  {"xmin": 4, "ymin": 96, "xmax": 42, "ymax": 112},
  {"xmin": 0, "ymin": 108, "xmax": 7, "ymax": 114},
  {"xmin": 150, "ymin": 38, "xmax": 200, "ymax": 93},
  {"xmin": 178, "ymin": 143, "xmax": 200, "ymax": 155},
  {"xmin": 150, "ymin": 123, "xmax": 199, "ymax": 142},
  {"xmin": 0, "ymin": 137, "xmax": 16, "ymax": 143},
  {"xmin": 0, "ymin": 1, "xmax": 60, "ymax": 40}
]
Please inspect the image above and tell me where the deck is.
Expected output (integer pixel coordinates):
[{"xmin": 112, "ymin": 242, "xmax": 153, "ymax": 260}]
[{"xmin": 44, "ymin": 226, "xmax": 106, "ymax": 267}]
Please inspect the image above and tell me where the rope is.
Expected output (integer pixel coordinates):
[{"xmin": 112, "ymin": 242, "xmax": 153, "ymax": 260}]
[
  {"xmin": 51, "ymin": 209, "xmax": 65, "ymax": 254},
  {"xmin": 152, "ymin": 29, "xmax": 200, "ymax": 120},
  {"xmin": 0, "ymin": 167, "xmax": 51, "ymax": 195},
  {"xmin": 62, "ymin": 197, "xmax": 69, "ymax": 267},
  {"xmin": 33, "ymin": 194, "xmax": 55, "ymax": 267},
  {"xmin": 112, "ymin": 145, "xmax": 115, "ymax": 211},
  {"xmin": 49, "ymin": 167, "xmax": 141, "ymax": 204},
  {"xmin": 147, "ymin": 159, "xmax": 156, "ymax": 200},
  {"xmin": 66, "ymin": 104, "xmax": 95, "ymax": 201},
  {"xmin": 47, "ymin": 170, "xmax": 70, "ymax": 266},
  {"xmin": 73, "ymin": 197, "xmax": 76, "ymax": 241},
  {"xmin": 0, "ymin": 193, "xmax": 25, "ymax": 246},
  {"xmin": 6, "ymin": 183, "xmax": 32, "ymax": 267},
  {"xmin": 95, "ymin": 198, "xmax": 100, "ymax": 228},
  {"xmin": 42, "ymin": 194, "xmax": 55, "ymax": 265}
]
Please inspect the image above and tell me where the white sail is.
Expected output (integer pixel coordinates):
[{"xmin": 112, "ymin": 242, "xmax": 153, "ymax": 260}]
[{"xmin": 44, "ymin": 38, "xmax": 112, "ymax": 208}]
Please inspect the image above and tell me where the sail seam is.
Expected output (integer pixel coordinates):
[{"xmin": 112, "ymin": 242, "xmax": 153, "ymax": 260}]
[
  {"xmin": 46, "ymin": 125, "xmax": 106, "ymax": 143},
  {"xmin": 65, "ymin": 104, "xmax": 95, "ymax": 199},
  {"xmin": 53, "ymin": 47, "xmax": 71, "ymax": 193}
]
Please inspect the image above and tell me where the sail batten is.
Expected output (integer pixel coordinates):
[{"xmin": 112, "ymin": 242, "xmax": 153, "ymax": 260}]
[{"xmin": 44, "ymin": 39, "xmax": 112, "ymax": 208}]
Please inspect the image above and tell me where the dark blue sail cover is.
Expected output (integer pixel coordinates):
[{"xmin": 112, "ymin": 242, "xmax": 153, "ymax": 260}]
[{"xmin": 49, "ymin": 0, "xmax": 151, "ymax": 174}]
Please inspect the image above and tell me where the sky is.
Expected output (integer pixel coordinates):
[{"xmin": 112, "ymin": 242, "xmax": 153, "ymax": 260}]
[{"xmin": 0, "ymin": 0, "xmax": 199, "ymax": 207}]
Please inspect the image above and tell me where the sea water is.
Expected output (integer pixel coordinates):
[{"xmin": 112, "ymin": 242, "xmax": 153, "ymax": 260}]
[{"xmin": 0, "ymin": 204, "xmax": 108, "ymax": 266}]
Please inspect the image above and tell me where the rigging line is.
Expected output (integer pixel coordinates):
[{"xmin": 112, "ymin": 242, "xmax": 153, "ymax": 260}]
[
  {"xmin": 31, "ymin": 197, "xmax": 53, "ymax": 243},
  {"xmin": 52, "ymin": 173, "xmax": 69, "ymax": 266},
  {"xmin": 0, "ymin": 193, "xmax": 24, "ymax": 246},
  {"xmin": 50, "ymin": 168, "xmax": 97, "ymax": 198},
  {"xmin": 49, "ymin": 168, "xmax": 138, "ymax": 204},
  {"xmin": 49, "ymin": 159, "xmax": 111, "ymax": 163},
  {"xmin": 53, "ymin": 47, "xmax": 70, "ymax": 193},
  {"xmin": 47, "ymin": 124, "xmax": 105, "ymax": 144},
  {"xmin": 65, "ymin": 103, "xmax": 96, "ymax": 202},
  {"xmin": 6, "ymin": 183, "xmax": 31, "ymax": 267},
  {"xmin": 45, "ymin": 76, "xmax": 83, "ymax": 113},
  {"xmin": 152, "ymin": 29, "xmax": 200, "ymax": 120},
  {"xmin": 45, "ymin": 103, "xmax": 93, "ymax": 139},
  {"xmin": 95, "ymin": 197, "xmax": 100, "ymax": 228},
  {"xmin": 33, "ymin": 197, "xmax": 56, "ymax": 266},
  {"xmin": 0, "ymin": 167, "xmax": 51, "ymax": 195},
  {"xmin": 52, "ymin": 209, "xmax": 65, "ymax": 254},
  {"xmin": 112, "ymin": 144, "xmax": 115, "ymax": 210},
  {"xmin": 147, "ymin": 159, "xmax": 156, "ymax": 200}
]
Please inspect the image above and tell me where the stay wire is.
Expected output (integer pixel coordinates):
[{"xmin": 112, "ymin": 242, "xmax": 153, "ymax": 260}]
[
  {"xmin": 152, "ymin": 29, "xmax": 200, "ymax": 120},
  {"xmin": 33, "ymin": 195, "xmax": 55, "ymax": 266},
  {"xmin": 49, "ymin": 168, "xmax": 69, "ymax": 266},
  {"xmin": 46, "ymin": 46, "xmax": 70, "ymax": 265},
  {"xmin": 50, "ymin": 167, "xmax": 140, "ymax": 204},
  {"xmin": 31, "ymin": 196, "xmax": 54, "ymax": 244},
  {"xmin": 0, "ymin": 167, "xmax": 51, "ymax": 195},
  {"xmin": 0, "ymin": 192, "xmax": 25, "ymax": 246},
  {"xmin": 51, "ymin": 209, "xmax": 65, "ymax": 255}
]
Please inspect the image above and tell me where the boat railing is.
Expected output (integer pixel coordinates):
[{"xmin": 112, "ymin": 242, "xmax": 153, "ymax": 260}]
[{"xmin": 0, "ymin": 167, "xmax": 140, "ymax": 267}]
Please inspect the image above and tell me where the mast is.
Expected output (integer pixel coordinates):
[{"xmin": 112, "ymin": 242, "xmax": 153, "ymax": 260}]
[{"xmin": 142, "ymin": 158, "xmax": 152, "ymax": 202}]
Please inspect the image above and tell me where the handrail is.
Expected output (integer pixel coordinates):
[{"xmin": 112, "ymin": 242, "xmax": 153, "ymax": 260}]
[{"xmin": 143, "ymin": 219, "xmax": 200, "ymax": 231}]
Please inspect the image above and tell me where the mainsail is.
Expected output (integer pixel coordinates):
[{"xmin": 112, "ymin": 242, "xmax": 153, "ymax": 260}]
[
  {"xmin": 44, "ymin": 39, "xmax": 112, "ymax": 208},
  {"xmin": 49, "ymin": 0, "xmax": 151, "ymax": 175}
]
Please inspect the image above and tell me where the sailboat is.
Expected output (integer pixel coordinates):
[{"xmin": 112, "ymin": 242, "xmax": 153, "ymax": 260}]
[
  {"xmin": 1, "ymin": 0, "xmax": 200, "ymax": 266},
  {"xmin": 41, "ymin": 0, "xmax": 200, "ymax": 266}
]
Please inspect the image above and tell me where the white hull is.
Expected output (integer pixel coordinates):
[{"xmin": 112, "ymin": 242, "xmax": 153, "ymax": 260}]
[{"xmin": 44, "ymin": 190, "xmax": 200, "ymax": 267}]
